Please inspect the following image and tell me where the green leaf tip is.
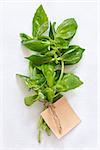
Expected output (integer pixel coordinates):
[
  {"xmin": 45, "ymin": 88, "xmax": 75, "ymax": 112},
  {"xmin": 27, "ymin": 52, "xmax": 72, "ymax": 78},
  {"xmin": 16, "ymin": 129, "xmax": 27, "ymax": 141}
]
[
  {"xmin": 24, "ymin": 95, "xmax": 38, "ymax": 106},
  {"xmin": 32, "ymin": 4, "xmax": 48, "ymax": 37}
]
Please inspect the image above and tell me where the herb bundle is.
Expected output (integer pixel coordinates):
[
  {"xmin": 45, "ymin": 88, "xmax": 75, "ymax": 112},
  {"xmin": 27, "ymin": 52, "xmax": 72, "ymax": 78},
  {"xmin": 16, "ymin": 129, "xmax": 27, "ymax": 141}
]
[{"xmin": 17, "ymin": 5, "xmax": 85, "ymax": 143}]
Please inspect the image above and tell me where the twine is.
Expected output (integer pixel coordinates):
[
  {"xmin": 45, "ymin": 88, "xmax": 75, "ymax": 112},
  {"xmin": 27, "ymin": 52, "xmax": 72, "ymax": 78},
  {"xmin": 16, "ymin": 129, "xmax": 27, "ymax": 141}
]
[{"xmin": 40, "ymin": 100, "xmax": 62, "ymax": 134}]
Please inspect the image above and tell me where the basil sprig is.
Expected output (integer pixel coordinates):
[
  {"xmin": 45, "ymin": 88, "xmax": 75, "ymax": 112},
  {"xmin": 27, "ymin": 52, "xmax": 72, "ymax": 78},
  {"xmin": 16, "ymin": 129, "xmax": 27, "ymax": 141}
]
[{"xmin": 17, "ymin": 4, "xmax": 85, "ymax": 143}]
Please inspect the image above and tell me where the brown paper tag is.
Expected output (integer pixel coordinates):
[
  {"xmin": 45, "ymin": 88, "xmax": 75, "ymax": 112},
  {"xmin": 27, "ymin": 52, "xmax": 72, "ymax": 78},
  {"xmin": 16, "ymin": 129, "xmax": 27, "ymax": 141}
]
[{"xmin": 41, "ymin": 97, "xmax": 81, "ymax": 139}]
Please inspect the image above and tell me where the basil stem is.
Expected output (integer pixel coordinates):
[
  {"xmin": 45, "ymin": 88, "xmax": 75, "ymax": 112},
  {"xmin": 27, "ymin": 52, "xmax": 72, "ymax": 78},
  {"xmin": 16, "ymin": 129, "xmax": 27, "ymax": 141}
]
[
  {"xmin": 57, "ymin": 61, "xmax": 64, "ymax": 82},
  {"xmin": 37, "ymin": 116, "xmax": 43, "ymax": 143}
]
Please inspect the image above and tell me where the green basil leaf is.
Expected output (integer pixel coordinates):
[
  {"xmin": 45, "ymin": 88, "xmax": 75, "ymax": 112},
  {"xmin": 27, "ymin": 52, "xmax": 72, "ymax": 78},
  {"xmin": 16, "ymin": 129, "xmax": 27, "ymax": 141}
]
[
  {"xmin": 24, "ymin": 94, "xmax": 38, "ymax": 106},
  {"xmin": 38, "ymin": 91, "xmax": 45, "ymax": 100},
  {"xmin": 20, "ymin": 33, "xmax": 32, "ymax": 42},
  {"xmin": 22, "ymin": 39, "xmax": 50, "ymax": 52},
  {"xmin": 38, "ymin": 35, "xmax": 50, "ymax": 41},
  {"xmin": 41, "ymin": 64, "xmax": 55, "ymax": 87},
  {"xmin": 56, "ymin": 73, "xmax": 83, "ymax": 92},
  {"xmin": 29, "ymin": 62, "xmax": 46, "ymax": 85},
  {"xmin": 41, "ymin": 121, "xmax": 51, "ymax": 136},
  {"xmin": 54, "ymin": 70, "xmax": 61, "ymax": 81},
  {"xmin": 61, "ymin": 45, "xmax": 85, "ymax": 65},
  {"xmin": 35, "ymin": 74, "xmax": 46, "ymax": 86},
  {"xmin": 32, "ymin": 5, "xmax": 48, "ymax": 37},
  {"xmin": 41, "ymin": 121, "xmax": 47, "ymax": 130},
  {"xmin": 45, "ymin": 125, "xmax": 51, "ymax": 136},
  {"xmin": 16, "ymin": 74, "xmax": 40, "ymax": 89},
  {"xmin": 45, "ymin": 50, "xmax": 55, "ymax": 57},
  {"xmin": 55, "ymin": 37, "xmax": 69, "ymax": 49},
  {"xmin": 37, "ymin": 22, "xmax": 49, "ymax": 37},
  {"xmin": 43, "ymin": 87, "xmax": 54, "ymax": 102},
  {"xmin": 26, "ymin": 55, "xmax": 52, "ymax": 66},
  {"xmin": 29, "ymin": 61, "xmax": 37, "ymax": 78},
  {"xmin": 55, "ymin": 18, "xmax": 77, "ymax": 40},
  {"xmin": 49, "ymin": 22, "xmax": 56, "ymax": 40}
]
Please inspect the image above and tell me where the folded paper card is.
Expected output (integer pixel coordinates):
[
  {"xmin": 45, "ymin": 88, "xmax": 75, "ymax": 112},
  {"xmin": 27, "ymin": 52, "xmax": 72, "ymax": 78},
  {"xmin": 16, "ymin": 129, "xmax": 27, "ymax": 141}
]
[{"xmin": 41, "ymin": 97, "xmax": 81, "ymax": 139}]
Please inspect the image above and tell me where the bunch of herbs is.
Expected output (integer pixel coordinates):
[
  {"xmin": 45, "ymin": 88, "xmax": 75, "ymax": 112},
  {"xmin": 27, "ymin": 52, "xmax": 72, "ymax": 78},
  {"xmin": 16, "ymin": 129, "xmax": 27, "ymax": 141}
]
[{"xmin": 17, "ymin": 5, "xmax": 85, "ymax": 143}]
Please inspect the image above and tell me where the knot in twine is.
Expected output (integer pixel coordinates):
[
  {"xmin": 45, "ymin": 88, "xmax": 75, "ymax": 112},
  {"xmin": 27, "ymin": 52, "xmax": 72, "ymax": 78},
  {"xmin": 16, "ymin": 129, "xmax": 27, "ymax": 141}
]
[{"xmin": 40, "ymin": 100, "xmax": 62, "ymax": 134}]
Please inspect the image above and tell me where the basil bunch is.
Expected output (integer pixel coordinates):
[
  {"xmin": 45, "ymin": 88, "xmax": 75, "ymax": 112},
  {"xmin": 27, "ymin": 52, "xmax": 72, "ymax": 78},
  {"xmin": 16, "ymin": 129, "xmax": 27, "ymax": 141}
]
[{"xmin": 17, "ymin": 5, "xmax": 85, "ymax": 143}]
